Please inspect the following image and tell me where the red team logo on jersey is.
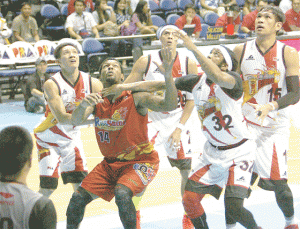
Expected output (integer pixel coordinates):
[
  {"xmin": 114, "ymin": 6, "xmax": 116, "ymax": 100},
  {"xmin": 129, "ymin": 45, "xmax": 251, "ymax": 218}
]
[
  {"xmin": 243, "ymin": 66, "xmax": 281, "ymax": 103},
  {"xmin": 197, "ymin": 96, "xmax": 221, "ymax": 122},
  {"xmin": 95, "ymin": 108, "xmax": 128, "ymax": 131},
  {"xmin": 0, "ymin": 192, "xmax": 14, "ymax": 198}
]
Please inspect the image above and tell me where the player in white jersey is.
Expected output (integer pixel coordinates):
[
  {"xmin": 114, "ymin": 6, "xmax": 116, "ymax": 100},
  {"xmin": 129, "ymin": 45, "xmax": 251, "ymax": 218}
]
[
  {"xmin": 34, "ymin": 42, "xmax": 102, "ymax": 198},
  {"xmin": 234, "ymin": 6, "xmax": 300, "ymax": 229},
  {"xmin": 0, "ymin": 126, "xmax": 57, "ymax": 229},
  {"xmin": 174, "ymin": 31, "xmax": 261, "ymax": 229},
  {"xmin": 124, "ymin": 25, "xmax": 204, "ymax": 228}
]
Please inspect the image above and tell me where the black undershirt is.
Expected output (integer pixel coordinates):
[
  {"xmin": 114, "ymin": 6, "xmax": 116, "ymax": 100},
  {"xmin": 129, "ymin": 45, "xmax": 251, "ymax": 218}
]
[
  {"xmin": 175, "ymin": 71, "xmax": 243, "ymax": 100},
  {"xmin": 29, "ymin": 196, "xmax": 57, "ymax": 229}
]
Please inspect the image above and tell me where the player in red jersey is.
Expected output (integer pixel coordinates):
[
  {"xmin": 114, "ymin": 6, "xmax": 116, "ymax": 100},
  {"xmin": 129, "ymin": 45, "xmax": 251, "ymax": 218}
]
[{"xmin": 66, "ymin": 48, "xmax": 178, "ymax": 229}]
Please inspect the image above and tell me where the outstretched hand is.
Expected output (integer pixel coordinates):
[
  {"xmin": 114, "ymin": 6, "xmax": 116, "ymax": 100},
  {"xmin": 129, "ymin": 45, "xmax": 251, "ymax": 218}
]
[
  {"xmin": 80, "ymin": 93, "xmax": 103, "ymax": 108},
  {"xmin": 247, "ymin": 102, "xmax": 274, "ymax": 126},
  {"xmin": 153, "ymin": 47, "xmax": 175, "ymax": 75},
  {"xmin": 102, "ymin": 85, "xmax": 124, "ymax": 103},
  {"xmin": 175, "ymin": 30, "xmax": 197, "ymax": 51}
]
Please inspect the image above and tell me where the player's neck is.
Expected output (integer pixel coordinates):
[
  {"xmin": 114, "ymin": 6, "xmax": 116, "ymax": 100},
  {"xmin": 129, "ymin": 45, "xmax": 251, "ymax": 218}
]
[
  {"xmin": 256, "ymin": 34, "xmax": 277, "ymax": 53},
  {"xmin": 61, "ymin": 68, "xmax": 80, "ymax": 85}
]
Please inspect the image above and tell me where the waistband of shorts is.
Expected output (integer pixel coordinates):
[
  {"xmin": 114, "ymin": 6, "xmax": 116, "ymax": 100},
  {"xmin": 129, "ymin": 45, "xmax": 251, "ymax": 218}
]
[
  {"xmin": 209, "ymin": 138, "xmax": 248, "ymax": 150},
  {"xmin": 104, "ymin": 157, "xmax": 128, "ymax": 163}
]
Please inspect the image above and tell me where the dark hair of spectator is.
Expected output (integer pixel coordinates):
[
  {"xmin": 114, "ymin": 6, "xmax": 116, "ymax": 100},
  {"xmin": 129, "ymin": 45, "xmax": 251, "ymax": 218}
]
[
  {"xmin": 114, "ymin": 0, "xmax": 126, "ymax": 15},
  {"xmin": 0, "ymin": 126, "xmax": 33, "ymax": 181},
  {"xmin": 184, "ymin": 3, "xmax": 196, "ymax": 12},
  {"xmin": 229, "ymin": 4, "xmax": 240, "ymax": 12},
  {"xmin": 259, "ymin": 5, "xmax": 285, "ymax": 23},
  {"xmin": 74, "ymin": 0, "xmax": 86, "ymax": 7},
  {"xmin": 95, "ymin": 0, "xmax": 110, "ymax": 24},
  {"xmin": 54, "ymin": 43, "xmax": 79, "ymax": 59},
  {"xmin": 134, "ymin": 0, "xmax": 148, "ymax": 24},
  {"xmin": 21, "ymin": 2, "xmax": 31, "ymax": 8},
  {"xmin": 99, "ymin": 57, "xmax": 124, "ymax": 75}
]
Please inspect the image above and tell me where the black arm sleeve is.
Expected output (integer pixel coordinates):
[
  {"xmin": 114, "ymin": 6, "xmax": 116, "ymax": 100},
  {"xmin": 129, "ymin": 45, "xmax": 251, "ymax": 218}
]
[
  {"xmin": 275, "ymin": 75, "xmax": 300, "ymax": 110},
  {"xmin": 221, "ymin": 71, "xmax": 244, "ymax": 100},
  {"xmin": 175, "ymin": 74, "xmax": 201, "ymax": 93},
  {"xmin": 29, "ymin": 196, "xmax": 57, "ymax": 229}
]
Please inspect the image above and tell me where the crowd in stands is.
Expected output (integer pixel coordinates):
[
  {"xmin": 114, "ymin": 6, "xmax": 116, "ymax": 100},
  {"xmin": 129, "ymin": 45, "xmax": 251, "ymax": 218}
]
[
  {"xmin": 0, "ymin": 0, "xmax": 299, "ymax": 51},
  {"xmin": 0, "ymin": 0, "xmax": 299, "ymax": 108}
]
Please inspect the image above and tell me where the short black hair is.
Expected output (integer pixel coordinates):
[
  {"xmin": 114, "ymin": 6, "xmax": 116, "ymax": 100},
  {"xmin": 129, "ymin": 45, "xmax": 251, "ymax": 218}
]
[
  {"xmin": 0, "ymin": 126, "xmax": 33, "ymax": 181},
  {"xmin": 74, "ymin": 0, "xmax": 86, "ymax": 6},
  {"xmin": 21, "ymin": 2, "xmax": 31, "ymax": 8},
  {"xmin": 229, "ymin": 4, "xmax": 240, "ymax": 12},
  {"xmin": 99, "ymin": 57, "xmax": 124, "ymax": 75},
  {"xmin": 54, "ymin": 42, "xmax": 79, "ymax": 59},
  {"xmin": 184, "ymin": 3, "xmax": 196, "ymax": 12},
  {"xmin": 259, "ymin": 5, "xmax": 285, "ymax": 23}
]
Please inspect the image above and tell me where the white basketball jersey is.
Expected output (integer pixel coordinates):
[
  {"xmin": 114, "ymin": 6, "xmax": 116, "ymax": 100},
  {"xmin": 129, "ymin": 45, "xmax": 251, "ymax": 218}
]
[
  {"xmin": 34, "ymin": 71, "xmax": 91, "ymax": 135},
  {"xmin": 240, "ymin": 39, "xmax": 289, "ymax": 130},
  {"xmin": 144, "ymin": 50, "xmax": 193, "ymax": 118},
  {"xmin": 0, "ymin": 182, "xmax": 42, "ymax": 229},
  {"xmin": 192, "ymin": 74, "xmax": 252, "ymax": 146}
]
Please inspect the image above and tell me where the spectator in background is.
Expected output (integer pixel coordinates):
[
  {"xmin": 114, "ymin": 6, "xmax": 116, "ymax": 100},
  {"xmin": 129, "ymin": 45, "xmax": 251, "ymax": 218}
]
[
  {"xmin": 68, "ymin": 0, "xmax": 94, "ymax": 15},
  {"xmin": 175, "ymin": 3, "xmax": 202, "ymax": 38},
  {"xmin": 92, "ymin": 0, "xmax": 117, "ymax": 35},
  {"xmin": 199, "ymin": 0, "xmax": 236, "ymax": 18},
  {"xmin": 240, "ymin": 0, "xmax": 268, "ymax": 34},
  {"xmin": 114, "ymin": 0, "xmax": 133, "ymax": 68},
  {"xmin": 65, "ymin": 0, "xmax": 100, "ymax": 40},
  {"xmin": 24, "ymin": 57, "xmax": 50, "ymax": 114},
  {"xmin": 283, "ymin": 0, "xmax": 300, "ymax": 31},
  {"xmin": 215, "ymin": 3, "xmax": 241, "ymax": 34},
  {"xmin": 92, "ymin": 0, "xmax": 120, "ymax": 57},
  {"xmin": 127, "ymin": 1, "xmax": 157, "ymax": 35},
  {"xmin": 11, "ymin": 2, "xmax": 39, "ymax": 42},
  {"xmin": 0, "ymin": 126, "xmax": 57, "ymax": 229},
  {"xmin": 243, "ymin": 0, "xmax": 257, "ymax": 16},
  {"xmin": 0, "ymin": 15, "xmax": 12, "ymax": 44}
]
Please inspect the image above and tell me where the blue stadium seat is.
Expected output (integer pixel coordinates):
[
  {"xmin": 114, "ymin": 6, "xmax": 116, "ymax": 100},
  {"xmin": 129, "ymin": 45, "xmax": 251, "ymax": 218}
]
[
  {"xmin": 151, "ymin": 15, "xmax": 166, "ymax": 27},
  {"xmin": 41, "ymin": 4, "xmax": 64, "ymax": 31},
  {"xmin": 160, "ymin": 0, "xmax": 181, "ymax": 17},
  {"xmin": 60, "ymin": 4, "xmax": 68, "ymax": 17},
  {"xmin": 178, "ymin": 0, "xmax": 193, "ymax": 11},
  {"xmin": 200, "ymin": 23, "xmax": 209, "ymax": 37},
  {"xmin": 149, "ymin": 0, "xmax": 160, "ymax": 12},
  {"xmin": 81, "ymin": 38, "xmax": 108, "ymax": 73},
  {"xmin": 204, "ymin": 12, "xmax": 219, "ymax": 26},
  {"xmin": 196, "ymin": 14, "xmax": 204, "ymax": 24},
  {"xmin": 166, "ymin": 14, "xmax": 180, "ymax": 25}
]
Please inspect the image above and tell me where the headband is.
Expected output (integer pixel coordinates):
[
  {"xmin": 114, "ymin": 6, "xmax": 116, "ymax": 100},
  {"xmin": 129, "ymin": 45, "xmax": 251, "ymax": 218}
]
[
  {"xmin": 156, "ymin": 25, "xmax": 184, "ymax": 39},
  {"xmin": 218, "ymin": 45, "xmax": 233, "ymax": 71}
]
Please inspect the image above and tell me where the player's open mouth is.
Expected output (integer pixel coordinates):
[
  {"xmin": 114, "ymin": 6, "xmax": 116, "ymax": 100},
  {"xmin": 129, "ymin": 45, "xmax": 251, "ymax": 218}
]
[{"xmin": 256, "ymin": 25, "xmax": 264, "ymax": 30}]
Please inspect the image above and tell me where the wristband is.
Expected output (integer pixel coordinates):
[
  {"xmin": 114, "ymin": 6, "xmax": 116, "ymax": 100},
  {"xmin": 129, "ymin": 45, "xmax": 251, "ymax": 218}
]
[
  {"xmin": 176, "ymin": 122, "xmax": 185, "ymax": 131},
  {"xmin": 268, "ymin": 102, "xmax": 276, "ymax": 111}
]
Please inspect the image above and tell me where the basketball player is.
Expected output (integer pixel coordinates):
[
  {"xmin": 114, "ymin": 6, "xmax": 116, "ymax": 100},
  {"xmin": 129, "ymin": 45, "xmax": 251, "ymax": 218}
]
[
  {"xmin": 175, "ymin": 30, "xmax": 261, "ymax": 229},
  {"xmin": 34, "ymin": 42, "xmax": 102, "ymax": 197},
  {"xmin": 66, "ymin": 49, "xmax": 178, "ymax": 229},
  {"xmin": 124, "ymin": 25, "xmax": 204, "ymax": 228},
  {"xmin": 0, "ymin": 126, "xmax": 57, "ymax": 229},
  {"xmin": 233, "ymin": 6, "xmax": 300, "ymax": 229}
]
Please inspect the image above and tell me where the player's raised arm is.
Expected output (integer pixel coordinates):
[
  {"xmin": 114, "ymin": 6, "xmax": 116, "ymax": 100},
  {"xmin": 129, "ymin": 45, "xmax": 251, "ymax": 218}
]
[
  {"xmin": 134, "ymin": 47, "xmax": 178, "ymax": 112},
  {"xmin": 175, "ymin": 30, "xmax": 237, "ymax": 89},
  {"xmin": 71, "ymin": 93, "xmax": 103, "ymax": 126}
]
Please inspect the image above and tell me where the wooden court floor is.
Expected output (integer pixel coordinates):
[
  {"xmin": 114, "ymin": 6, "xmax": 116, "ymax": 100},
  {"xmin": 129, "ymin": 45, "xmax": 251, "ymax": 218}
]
[{"xmin": 26, "ymin": 125, "xmax": 300, "ymax": 223}]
